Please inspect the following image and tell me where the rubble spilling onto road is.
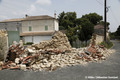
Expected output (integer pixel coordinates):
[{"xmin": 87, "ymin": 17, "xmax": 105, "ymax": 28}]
[{"xmin": 0, "ymin": 31, "xmax": 115, "ymax": 71}]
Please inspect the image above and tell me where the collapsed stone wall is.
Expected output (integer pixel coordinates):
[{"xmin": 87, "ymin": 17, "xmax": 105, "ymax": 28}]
[
  {"xmin": 90, "ymin": 34, "xmax": 104, "ymax": 45},
  {"xmin": 0, "ymin": 30, "xmax": 8, "ymax": 61},
  {"xmin": 96, "ymin": 35, "xmax": 104, "ymax": 44},
  {"xmin": 0, "ymin": 31, "xmax": 115, "ymax": 71},
  {"xmin": 32, "ymin": 31, "xmax": 71, "ymax": 51}
]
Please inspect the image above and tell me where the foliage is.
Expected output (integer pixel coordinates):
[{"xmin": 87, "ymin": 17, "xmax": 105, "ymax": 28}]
[
  {"xmin": 109, "ymin": 32, "xmax": 116, "ymax": 40},
  {"xmin": 82, "ymin": 13, "xmax": 103, "ymax": 25},
  {"xmin": 58, "ymin": 12, "xmax": 104, "ymax": 45},
  {"xmin": 58, "ymin": 11, "xmax": 77, "ymax": 29},
  {"xmin": 25, "ymin": 42, "xmax": 33, "ymax": 45},
  {"xmin": 100, "ymin": 40, "xmax": 113, "ymax": 49},
  {"xmin": 116, "ymin": 25, "xmax": 120, "ymax": 36},
  {"xmin": 59, "ymin": 26, "xmax": 65, "ymax": 30},
  {"xmin": 110, "ymin": 25, "xmax": 120, "ymax": 40},
  {"xmin": 98, "ymin": 21, "xmax": 110, "ymax": 26},
  {"xmin": 77, "ymin": 18, "xmax": 94, "ymax": 42},
  {"xmin": 66, "ymin": 26, "xmax": 81, "ymax": 45}
]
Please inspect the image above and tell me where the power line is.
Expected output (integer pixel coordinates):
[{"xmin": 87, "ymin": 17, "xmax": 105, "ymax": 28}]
[
  {"xmin": 95, "ymin": 0, "xmax": 103, "ymax": 6},
  {"xmin": 110, "ymin": 8, "xmax": 120, "ymax": 25}
]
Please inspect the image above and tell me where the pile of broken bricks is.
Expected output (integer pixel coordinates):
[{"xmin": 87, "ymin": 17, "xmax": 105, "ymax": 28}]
[
  {"xmin": 31, "ymin": 31, "xmax": 71, "ymax": 51},
  {"xmin": 0, "ymin": 31, "xmax": 115, "ymax": 71}
]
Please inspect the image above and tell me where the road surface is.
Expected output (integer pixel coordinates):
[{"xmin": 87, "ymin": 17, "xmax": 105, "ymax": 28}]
[{"xmin": 0, "ymin": 40, "xmax": 120, "ymax": 80}]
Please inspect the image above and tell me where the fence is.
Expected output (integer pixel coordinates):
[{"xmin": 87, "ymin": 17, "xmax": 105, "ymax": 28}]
[{"xmin": 72, "ymin": 39, "xmax": 90, "ymax": 48}]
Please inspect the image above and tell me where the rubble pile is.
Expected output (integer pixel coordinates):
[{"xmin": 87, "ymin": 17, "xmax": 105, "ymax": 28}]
[
  {"xmin": 0, "ymin": 30, "xmax": 8, "ymax": 61},
  {"xmin": 6, "ymin": 44, "xmax": 25, "ymax": 62},
  {"xmin": 90, "ymin": 33, "xmax": 96, "ymax": 45},
  {"xmin": 0, "ymin": 31, "xmax": 115, "ymax": 71},
  {"xmin": 0, "ymin": 43, "xmax": 115, "ymax": 71},
  {"xmin": 32, "ymin": 31, "xmax": 71, "ymax": 51}
]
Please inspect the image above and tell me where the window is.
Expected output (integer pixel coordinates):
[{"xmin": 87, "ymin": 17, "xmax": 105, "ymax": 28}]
[
  {"xmin": 45, "ymin": 25, "xmax": 48, "ymax": 31},
  {"xmin": 29, "ymin": 26, "xmax": 32, "ymax": 31}
]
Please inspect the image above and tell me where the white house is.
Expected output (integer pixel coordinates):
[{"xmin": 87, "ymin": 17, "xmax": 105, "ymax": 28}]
[
  {"xmin": 20, "ymin": 15, "xmax": 59, "ymax": 44},
  {"xmin": 0, "ymin": 15, "xmax": 59, "ymax": 44}
]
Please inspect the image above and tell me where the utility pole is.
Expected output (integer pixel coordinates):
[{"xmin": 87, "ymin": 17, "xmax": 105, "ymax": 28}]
[{"xmin": 104, "ymin": 0, "xmax": 107, "ymax": 42}]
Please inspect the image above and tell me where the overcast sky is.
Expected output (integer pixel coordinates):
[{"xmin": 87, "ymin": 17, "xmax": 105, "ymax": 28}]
[{"xmin": 0, "ymin": 0, "xmax": 120, "ymax": 32}]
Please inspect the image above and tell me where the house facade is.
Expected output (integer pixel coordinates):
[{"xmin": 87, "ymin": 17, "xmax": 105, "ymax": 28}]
[
  {"xmin": 94, "ymin": 24, "xmax": 109, "ymax": 36},
  {"xmin": 0, "ymin": 15, "xmax": 59, "ymax": 44},
  {"xmin": 21, "ymin": 15, "xmax": 58, "ymax": 33}
]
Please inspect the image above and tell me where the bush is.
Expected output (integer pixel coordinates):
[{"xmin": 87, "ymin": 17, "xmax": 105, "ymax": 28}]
[
  {"xmin": 59, "ymin": 26, "xmax": 65, "ymax": 30},
  {"xmin": 26, "ymin": 42, "xmax": 33, "ymax": 45},
  {"xmin": 100, "ymin": 40, "xmax": 113, "ymax": 49}
]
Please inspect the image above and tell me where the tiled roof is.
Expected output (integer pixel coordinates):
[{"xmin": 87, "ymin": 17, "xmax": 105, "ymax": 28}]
[
  {"xmin": 0, "ymin": 18, "xmax": 24, "ymax": 23},
  {"xmin": 0, "ymin": 15, "xmax": 56, "ymax": 23},
  {"xmin": 20, "ymin": 31, "xmax": 55, "ymax": 36},
  {"xmin": 94, "ymin": 25, "xmax": 104, "ymax": 29},
  {"xmin": 23, "ymin": 15, "xmax": 55, "ymax": 21}
]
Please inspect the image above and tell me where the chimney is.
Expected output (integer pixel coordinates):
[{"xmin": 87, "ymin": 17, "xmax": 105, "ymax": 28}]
[
  {"xmin": 54, "ymin": 11, "xmax": 56, "ymax": 19},
  {"xmin": 25, "ymin": 14, "xmax": 28, "ymax": 18}
]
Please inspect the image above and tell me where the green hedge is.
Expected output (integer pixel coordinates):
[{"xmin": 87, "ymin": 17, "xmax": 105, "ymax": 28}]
[
  {"xmin": 100, "ymin": 40, "xmax": 113, "ymax": 49},
  {"xmin": 25, "ymin": 42, "xmax": 33, "ymax": 45}
]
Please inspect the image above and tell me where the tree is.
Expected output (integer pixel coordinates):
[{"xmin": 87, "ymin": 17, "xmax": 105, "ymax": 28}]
[
  {"xmin": 58, "ymin": 11, "xmax": 77, "ymax": 30},
  {"xmin": 109, "ymin": 32, "xmax": 116, "ymax": 40},
  {"xmin": 66, "ymin": 25, "xmax": 81, "ymax": 45},
  {"xmin": 98, "ymin": 21, "xmax": 110, "ymax": 26},
  {"xmin": 58, "ymin": 11, "xmax": 65, "ymax": 30},
  {"xmin": 82, "ymin": 13, "xmax": 103, "ymax": 25},
  {"xmin": 116, "ymin": 25, "xmax": 120, "ymax": 36},
  {"xmin": 58, "ymin": 12, "xmax": 102, "ymax": 46},
  {"xmin": 77, "ymin": 18, "xmax": 94, "ymax": 42}
]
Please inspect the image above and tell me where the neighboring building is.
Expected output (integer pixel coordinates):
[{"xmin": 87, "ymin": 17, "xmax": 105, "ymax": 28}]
[
  {"xmin": 94, "ymin": 24, "xmax": 109, "ymax": 44},
  {"xmin": 0, "ymin": 18, "xmax": 24, "ymax": 45},
  {"xmin": 0, "ymin": 15, "xmax": 59, "ymax": 44},
  {"xmin": 0, "ymin": 18, "xmax": 23, "ymax": 32},
  {"xmin": 94, "ymin": 24, "xmax": 109, "ymax": 36},
  {"xmin": 94, "ymin": 24, "xmax": 104, "ymax": 35}
]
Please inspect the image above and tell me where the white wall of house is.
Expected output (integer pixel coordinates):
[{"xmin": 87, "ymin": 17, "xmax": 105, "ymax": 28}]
[
  {"xmin": 33, "ymin": 36, "xmax": 52, "ymax": 44},
  {"xmin": 22, "ymin": 19, "xmax": 58, "ymax": 33},
  {"xmin": 24, "ymin": 36, "xmax": 52, "ymax": 44},
  {"xmin": 24, "ymin": 36, "xmax": 33, "ymax": 43},
  {"xmin": 54, "ymin": 20, "xmax": 59, "ymax": 31}
]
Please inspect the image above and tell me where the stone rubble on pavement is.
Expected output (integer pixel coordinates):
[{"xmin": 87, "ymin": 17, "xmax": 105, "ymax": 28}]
[{"xmin": 0, "ymin": 31, "xmax": 116, "ymax": 71}]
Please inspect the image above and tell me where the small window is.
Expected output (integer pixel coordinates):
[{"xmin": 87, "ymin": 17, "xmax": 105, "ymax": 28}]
[
  {"xmin": 45, "ymin": 25, "xmax": 48, "ymax": 31},
  {"xmin": 29, "ymin": 26, "xmax": 32, "ymax": 31}
]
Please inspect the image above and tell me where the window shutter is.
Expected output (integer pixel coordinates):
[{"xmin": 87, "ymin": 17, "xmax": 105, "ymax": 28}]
[{"xmin": 45, "ymin": 26, "xmax": 48, "ymax": 31}]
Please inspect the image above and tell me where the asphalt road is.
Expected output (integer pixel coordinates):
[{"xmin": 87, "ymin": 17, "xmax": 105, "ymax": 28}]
[{"xmin": 0, "ymin": 40, "xmax": 120, "ymax": 80}]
